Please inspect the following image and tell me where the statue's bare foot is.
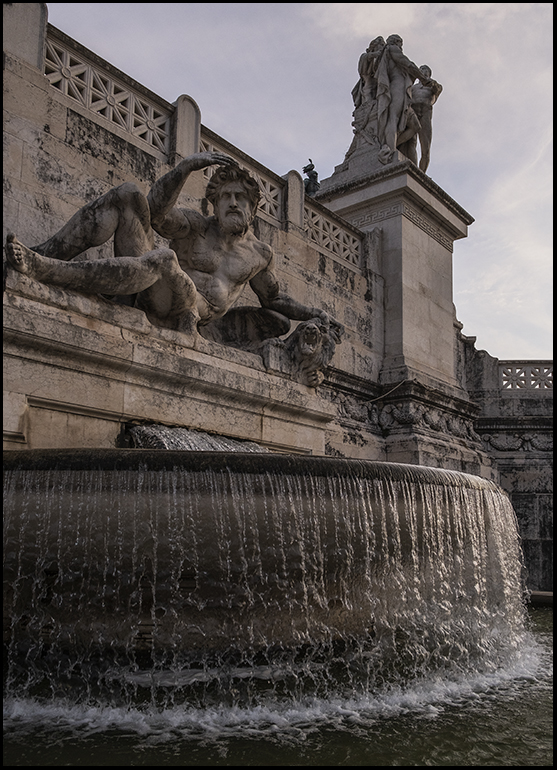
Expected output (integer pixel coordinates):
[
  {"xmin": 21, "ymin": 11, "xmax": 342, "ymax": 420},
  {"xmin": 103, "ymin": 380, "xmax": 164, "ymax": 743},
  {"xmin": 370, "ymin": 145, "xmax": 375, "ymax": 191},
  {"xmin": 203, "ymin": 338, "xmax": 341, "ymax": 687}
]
[{"xmin": 5, "ymin": 234, "xmax": 39, "ymax": 276}]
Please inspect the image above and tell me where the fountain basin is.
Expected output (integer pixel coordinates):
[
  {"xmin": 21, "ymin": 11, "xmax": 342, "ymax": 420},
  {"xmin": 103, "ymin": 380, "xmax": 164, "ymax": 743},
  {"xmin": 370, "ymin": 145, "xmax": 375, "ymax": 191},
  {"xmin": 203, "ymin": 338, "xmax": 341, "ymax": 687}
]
[{"xmin": 4, "ymin": 449, "xmax": 526, "ymax": 677}]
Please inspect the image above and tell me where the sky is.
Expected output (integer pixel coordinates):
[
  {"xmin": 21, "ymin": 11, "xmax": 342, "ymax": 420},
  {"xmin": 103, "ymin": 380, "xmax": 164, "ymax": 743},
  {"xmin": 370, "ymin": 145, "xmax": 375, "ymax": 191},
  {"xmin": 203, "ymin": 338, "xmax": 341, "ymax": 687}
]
[{"xmin": 45, "ymin": 3, "xmax": 553, "ymax": 361}]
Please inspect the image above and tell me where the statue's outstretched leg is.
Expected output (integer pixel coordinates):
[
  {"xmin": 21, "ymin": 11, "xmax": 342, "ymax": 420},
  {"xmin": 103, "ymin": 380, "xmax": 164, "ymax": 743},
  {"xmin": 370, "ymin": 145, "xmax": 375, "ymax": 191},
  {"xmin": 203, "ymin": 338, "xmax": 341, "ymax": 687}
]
[
  {"xmin": 6, "ymin": 234, "xmax": 160, "ymax": 293},
  {"xmin": 33, "ymin": 182, "xmax": 154, "ymax": 260},
  {"xmin": 5, "ymin": 234, "xmax": 199, "ymax": 333},
  {"xmin": 417, "ymin": 126, "xmax": 432, "ymax": 173}
]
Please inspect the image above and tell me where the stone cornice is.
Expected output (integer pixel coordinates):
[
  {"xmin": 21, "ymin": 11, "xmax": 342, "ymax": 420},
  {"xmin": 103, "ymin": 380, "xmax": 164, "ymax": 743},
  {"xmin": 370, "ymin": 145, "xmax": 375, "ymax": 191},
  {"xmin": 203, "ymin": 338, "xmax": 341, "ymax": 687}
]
[
  {"xmin": 475, "ymin": 416, "xmax": 553, "ymax": 432},
  {"xmin": 347, "ymin": 198, "xmax": 455, "ymax": 251},
  {"xmin": 379, "ymin": 378, "xmax": 480, "ymax": 419},
  {"xmin": 316, "ymin": 160, "xmax": 475, "ymax": 227}
]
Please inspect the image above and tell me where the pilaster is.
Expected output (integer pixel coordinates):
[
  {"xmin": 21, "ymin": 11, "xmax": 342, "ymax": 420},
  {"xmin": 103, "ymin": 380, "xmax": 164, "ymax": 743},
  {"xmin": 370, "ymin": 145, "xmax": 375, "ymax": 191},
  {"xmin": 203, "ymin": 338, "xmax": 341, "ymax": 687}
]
[{"xmin": 3, "ymin": 3, "xmax": 48, "ymax": 71}]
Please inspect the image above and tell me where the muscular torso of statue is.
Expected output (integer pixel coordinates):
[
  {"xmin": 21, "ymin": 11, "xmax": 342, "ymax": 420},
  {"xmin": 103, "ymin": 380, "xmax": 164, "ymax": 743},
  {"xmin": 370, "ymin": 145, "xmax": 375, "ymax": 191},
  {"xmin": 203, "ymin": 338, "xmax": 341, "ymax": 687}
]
[
  {"xmin": 170, "ymin": 216, "xmax": 273, "ymax": 324},
  {"xmin": 410, "ymin": 83, "xmax": 433, "ymax": 118}
]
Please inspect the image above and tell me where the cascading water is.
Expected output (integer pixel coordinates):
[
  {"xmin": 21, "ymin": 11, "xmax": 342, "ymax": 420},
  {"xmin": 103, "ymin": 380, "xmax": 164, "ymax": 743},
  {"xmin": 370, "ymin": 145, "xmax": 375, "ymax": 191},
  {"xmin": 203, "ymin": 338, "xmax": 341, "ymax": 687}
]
[
  {"xmin": 125, "ymin": 424, "xmax": 271, "ymax": 452},
  {"xmin": 4, "ymin": 448, "xmax": 530, "ymax": 717}
]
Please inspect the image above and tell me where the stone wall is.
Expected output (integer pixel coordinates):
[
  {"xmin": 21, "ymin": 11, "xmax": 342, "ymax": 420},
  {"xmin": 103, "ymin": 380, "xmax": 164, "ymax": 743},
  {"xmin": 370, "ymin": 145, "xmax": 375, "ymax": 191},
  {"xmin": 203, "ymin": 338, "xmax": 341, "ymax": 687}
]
[{"xmin": 460, "ymin": 334, "xmax": 553, "ymax": 591}]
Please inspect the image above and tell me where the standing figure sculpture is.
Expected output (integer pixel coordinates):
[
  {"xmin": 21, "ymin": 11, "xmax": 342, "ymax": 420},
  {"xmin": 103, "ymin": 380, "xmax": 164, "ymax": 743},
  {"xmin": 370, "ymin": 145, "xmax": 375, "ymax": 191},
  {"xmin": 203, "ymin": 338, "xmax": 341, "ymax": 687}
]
[
  {"xmin": 344, "ymin": 35, "xmax": 440, "ymax": 171},
  {"xmin": 375, "ymin": 34, "xmax": 432, "ymax": 165},
  {"xmin": 351, "ymin": 36, "xmax": 385, "ymax": 108},
  {"xmin": 408, "ymin": 65, "xmax": 443, "ymax": 173},
  {"xmin": 5, "ymin": 152, "xmax": 342, "ymax": 352},
  {"xmin": 345, "ymin": 36, "xmax": 385, "ymax": 160}
]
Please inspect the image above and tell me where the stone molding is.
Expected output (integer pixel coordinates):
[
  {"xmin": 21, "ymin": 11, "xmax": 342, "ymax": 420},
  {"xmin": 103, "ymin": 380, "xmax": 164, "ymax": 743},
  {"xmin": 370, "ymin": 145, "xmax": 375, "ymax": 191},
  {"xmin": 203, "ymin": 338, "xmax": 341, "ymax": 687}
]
[
  {"xmin": 376, "ymin": 400, "xmax": 482, "ymax": 444},
  {"xmin": 481, "ymin": 432, "xmax": 553, "ymax": 453},
  {"xmin": 475, "ymin": 414, "xmax": 553, "ymax": 455},
  {"xmin": 347, "ymin": 199, "xmax": 454, "ymax": 251}
]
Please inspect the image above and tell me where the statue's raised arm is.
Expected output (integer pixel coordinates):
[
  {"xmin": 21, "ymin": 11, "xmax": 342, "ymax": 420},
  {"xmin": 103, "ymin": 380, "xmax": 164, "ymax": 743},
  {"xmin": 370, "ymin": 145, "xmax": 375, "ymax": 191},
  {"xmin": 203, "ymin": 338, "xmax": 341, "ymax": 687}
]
[
  {"xmin": 147, "ymin": 151, "xmax": 237, "ymax": 237},
  {"xmin": 5, "ymin": 156, "xmax": 343, "ymax": 383}
]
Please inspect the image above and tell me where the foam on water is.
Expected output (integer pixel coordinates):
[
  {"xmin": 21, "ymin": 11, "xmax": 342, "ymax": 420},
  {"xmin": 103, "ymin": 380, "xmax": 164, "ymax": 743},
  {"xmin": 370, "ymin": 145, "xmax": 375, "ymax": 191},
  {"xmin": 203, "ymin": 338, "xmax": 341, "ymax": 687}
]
[{"xmin": 4, "ymin": 629, "xmax": 548, "ymax": 745}]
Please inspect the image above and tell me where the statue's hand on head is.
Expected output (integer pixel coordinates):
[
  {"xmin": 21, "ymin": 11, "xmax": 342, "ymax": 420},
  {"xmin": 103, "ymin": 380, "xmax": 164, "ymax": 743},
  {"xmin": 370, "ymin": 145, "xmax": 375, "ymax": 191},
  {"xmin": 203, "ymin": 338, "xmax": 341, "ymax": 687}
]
[{"xmin": 185, "ymin": 152, "xmax": 239, "ymax": 173}]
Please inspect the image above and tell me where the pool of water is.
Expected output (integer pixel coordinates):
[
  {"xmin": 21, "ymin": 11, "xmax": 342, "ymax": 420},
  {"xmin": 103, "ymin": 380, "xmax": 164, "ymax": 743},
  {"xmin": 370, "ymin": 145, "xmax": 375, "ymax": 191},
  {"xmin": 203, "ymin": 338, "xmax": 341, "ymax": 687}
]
[{"xmin": 3, "ymin": 608, "xmax": 552, "ymax": 767}]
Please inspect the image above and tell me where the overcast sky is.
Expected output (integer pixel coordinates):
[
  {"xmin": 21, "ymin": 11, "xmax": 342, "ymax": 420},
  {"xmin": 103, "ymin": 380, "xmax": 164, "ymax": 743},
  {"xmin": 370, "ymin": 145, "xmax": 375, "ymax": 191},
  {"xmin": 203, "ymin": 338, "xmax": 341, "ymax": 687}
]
[{"xmin": 45, "ymin": 2, "xmax": 552, "ymax": 360}]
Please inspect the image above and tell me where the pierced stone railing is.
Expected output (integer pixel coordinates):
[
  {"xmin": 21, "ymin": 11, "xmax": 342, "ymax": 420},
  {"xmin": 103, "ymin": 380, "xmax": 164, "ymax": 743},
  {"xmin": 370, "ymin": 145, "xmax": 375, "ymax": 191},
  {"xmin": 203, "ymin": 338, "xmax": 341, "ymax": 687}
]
[
  {"xmin": 42, "ymin": 26, "xmax": 362, "ymax": 269},
  {"xmin": 303, "ymin": 203, "xmax": 362, "ymax": 267},
  {"xmin": 499, "ymin": 362, "xmax": 553, "ymax": 390},
  {"xmin": 44, "ymin": 25, "xmax": 172, "ymax": 155}
]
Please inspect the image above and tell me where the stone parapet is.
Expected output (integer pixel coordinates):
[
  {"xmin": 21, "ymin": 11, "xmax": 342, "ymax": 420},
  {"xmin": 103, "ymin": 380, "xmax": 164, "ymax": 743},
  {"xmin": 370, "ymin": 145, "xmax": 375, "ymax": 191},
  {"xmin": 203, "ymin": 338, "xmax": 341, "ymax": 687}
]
[
  {"xmin": 44, "ymin": 23, "xmax": 174, "ymax": 158},
  {"xmin": 3, "ymin": 272, "xmax": 336, "ymax": 455}
]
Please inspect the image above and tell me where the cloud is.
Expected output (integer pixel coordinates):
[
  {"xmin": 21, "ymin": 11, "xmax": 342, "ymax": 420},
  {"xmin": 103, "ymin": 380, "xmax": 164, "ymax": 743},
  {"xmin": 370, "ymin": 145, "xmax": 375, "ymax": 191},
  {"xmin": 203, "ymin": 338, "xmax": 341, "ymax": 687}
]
[{"xmin": 303, "ymin": 3, "xmax": 421, "ymax": 42}]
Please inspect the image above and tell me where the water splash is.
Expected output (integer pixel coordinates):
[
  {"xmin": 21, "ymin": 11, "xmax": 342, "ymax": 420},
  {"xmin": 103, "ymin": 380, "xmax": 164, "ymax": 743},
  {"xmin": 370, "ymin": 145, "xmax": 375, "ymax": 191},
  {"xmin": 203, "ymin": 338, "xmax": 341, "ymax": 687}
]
[{"xmin": 4, "ymin": 450, "xmax": 529, "ymax": 714}]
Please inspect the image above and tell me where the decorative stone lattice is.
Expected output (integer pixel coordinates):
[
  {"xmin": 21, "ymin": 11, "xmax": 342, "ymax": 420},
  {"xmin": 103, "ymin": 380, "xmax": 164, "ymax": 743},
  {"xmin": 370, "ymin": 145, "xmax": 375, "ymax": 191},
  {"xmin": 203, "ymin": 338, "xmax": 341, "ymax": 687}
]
[
  {"xmin": 199, "ymin": 138, "xmax": 282, "ymax": 223},
  {"xmin": 44, "ymin": 35, "xmax": 171, "ymax": 154},
  {"xmin": 304, "ymin": 205, "xmax": 362, "ymax": 267},
  {"xmin": 499, "ymin": 363, "xmax": 553, "ymax": 390}
]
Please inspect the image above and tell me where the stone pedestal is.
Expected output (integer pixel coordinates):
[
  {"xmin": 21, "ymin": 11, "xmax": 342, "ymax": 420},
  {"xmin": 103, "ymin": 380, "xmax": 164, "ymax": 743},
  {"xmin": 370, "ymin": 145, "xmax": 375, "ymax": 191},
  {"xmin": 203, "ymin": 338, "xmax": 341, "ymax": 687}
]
[
  {"xmin": 316, "ymin": 158, "xmax": 492, "ymax": 475},
  {"xmin": 3, "ymin": 272, "xmax": 335, "ymax": 454},
  {"xmin": 317, "ymin": 158, "xmax": 474, "ymax": 390}
]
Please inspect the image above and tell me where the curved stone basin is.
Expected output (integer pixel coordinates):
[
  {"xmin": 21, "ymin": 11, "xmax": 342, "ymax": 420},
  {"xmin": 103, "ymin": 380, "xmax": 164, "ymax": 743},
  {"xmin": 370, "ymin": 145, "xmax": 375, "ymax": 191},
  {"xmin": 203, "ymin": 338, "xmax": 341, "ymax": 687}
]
[{"xmin": 4, "ymin": 449, "xmax": 526, "ymax": 669}]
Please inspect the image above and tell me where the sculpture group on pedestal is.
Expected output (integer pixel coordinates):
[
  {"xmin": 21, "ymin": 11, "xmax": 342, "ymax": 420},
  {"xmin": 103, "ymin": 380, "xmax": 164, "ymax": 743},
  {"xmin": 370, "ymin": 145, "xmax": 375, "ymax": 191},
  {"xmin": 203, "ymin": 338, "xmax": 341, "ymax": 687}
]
[
  {"xmin": 347, "ymin": 34, "xmax": 442, "ymax": 172},
  {"xmin": 5, "ymin": 153, "xmax": 343, "ymax": 387}
]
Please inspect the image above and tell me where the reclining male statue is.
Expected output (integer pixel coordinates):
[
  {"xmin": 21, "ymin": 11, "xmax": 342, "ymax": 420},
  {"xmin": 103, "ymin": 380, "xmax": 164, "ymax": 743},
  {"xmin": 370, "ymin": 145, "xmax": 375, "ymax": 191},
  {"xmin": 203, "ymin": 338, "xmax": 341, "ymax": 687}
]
[{"xmin": 5, "ymin": 152, "xmax": 342, "ymax": 356}]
